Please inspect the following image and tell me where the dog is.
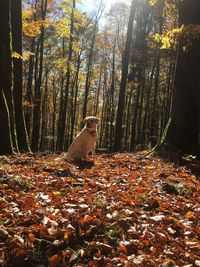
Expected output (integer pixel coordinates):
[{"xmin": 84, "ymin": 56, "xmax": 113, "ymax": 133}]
[{"xmin": 66, "ymin": 116, "xmax": 99, "ymax": 161}]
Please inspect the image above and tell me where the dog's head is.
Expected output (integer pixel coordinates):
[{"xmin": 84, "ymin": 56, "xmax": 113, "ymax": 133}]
[{"xmin": 83, "ymin": 116, "xmax": 99, "ymax": 131}]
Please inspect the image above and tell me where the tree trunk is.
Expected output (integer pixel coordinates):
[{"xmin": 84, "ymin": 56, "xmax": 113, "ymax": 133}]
[
  {"xmin": 113, "ymin": 0, "xmax": 138, "ymax": 151},
  {"xmin": 25, "ymin": 1, "xmax": 37, "ymax": 136},
  {"xmin": 25, "ymin": 39, "xmax": 35, "ymax": 136},
  {"xmin": 82, "ymin": 1, "xmax": 103, "ymax": 120},
  {"xmin": 70, "ymin": 52, "xmax": 81, "ymax": 144},
  {"xmin": 31, "ymin": 0, "xmax": 47, "ymax": 152},
  {"xmin": 0, "ymin": 91, "xmax": 13, "ymax": 155},
  {"xmin": 163, "ymin": 0, "xmax": 200, "ymax": 155},
  {"xmin": 57, "ymin": 0, "xmax": 75, "ymax": 151},
  {"xmin": 11, "ymin": 0, "xmax": 30, "ymax": 152},
  {"xmin": 0, "ymin": 0, "xmax": 17, "ymax": 154},
  {"xmin": 40, "ymin": 68, "xmax": 49, "ymax": 150}
]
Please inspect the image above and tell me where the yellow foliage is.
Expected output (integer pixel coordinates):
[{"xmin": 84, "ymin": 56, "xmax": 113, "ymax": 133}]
[
  {"xmin": 149, "ymin": 23, "xmax": 200, "ymax": 51},
  {"xmin": 22, "ymin": 8, "xmax": 50, "ymax": 38},
  {"xmin": 149, "ymin": 26, "xmax": 183, "ymax": 50},
  {"xmin": 74, "ymin": 9, "xmax": 87, "ymax": 29},
  {"xmin": 149, "ymin": 0, "xmax": 157, "ymax": 6},
  {"xmin": 22, "ymin": 51, "xmax": 36, "ymax": 60},
  {"xmin": 12, "ymin": 51, "xmax": 23, "ymax": 59},
  {"xmin": 22, "ymin": 7, "xmax": 36, "ymax": 20},
  {"xmin": 55, "ymin": 58, "xmax": 67, "ymax": 72},
  {"xmin": 53, "ymin": 8, "xmax": 87, "ymax": 38},
  {"xmin": 54, "ymin": 18, "xmax": 70, "ymax": 38},
  {"xmin": 12, "ymin": 51, "xmax": 35, "ymax": 60},
  {"xmin": 163, "ymin": 0, "xmax": 177, "ymax": 18}
]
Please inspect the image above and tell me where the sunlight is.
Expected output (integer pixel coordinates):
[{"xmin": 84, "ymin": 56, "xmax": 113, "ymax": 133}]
[
  {"xmin": 105, "ymin": 0, "xmax": 124, "ymax": 4},
  {"xmin": 81, "ymin": 0, "xmax": 129, "ymax": 13},
  {"xmin": 103, "ymin": 0, "xmax": 129, "ymax": 8}
]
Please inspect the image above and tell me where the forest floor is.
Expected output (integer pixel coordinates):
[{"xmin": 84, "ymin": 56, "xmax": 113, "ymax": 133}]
[{"xmin": 0, "ymin": 152, "xmax": 200, "ymax": 267}]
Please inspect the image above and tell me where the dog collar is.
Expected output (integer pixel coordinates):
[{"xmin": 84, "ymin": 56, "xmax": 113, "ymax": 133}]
[{"xmin": 87, "ymin": 128, "xmax": 96, "ymax": 136}]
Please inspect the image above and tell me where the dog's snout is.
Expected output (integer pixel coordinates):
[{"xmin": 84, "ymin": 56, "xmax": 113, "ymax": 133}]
[{"xmin": 87, "ymin": 122, "xmax": 91, "ymax": 128}]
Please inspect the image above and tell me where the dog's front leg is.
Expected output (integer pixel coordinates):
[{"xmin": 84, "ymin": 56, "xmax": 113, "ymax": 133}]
[
  {"xmin": 91, "ymin": 144, "xmax": 96, "ymax": 158},
  {"xmin": 83, "ymin": 154, "xmax": 89, "ymax": 161}
]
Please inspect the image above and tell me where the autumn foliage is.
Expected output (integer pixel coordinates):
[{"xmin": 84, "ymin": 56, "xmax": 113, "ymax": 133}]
[{"xmin": 0, "ymin": 152, "xmax": 200, "ymax": 266}]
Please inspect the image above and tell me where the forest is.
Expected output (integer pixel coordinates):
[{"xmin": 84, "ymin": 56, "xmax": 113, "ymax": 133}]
[
  {"xmin": 0, "ymin": 0, "xmax": 200, "ymax": 266},
  {"xmin": 0, "ymin": 0, "xmax": 199, "ymax": 155}
]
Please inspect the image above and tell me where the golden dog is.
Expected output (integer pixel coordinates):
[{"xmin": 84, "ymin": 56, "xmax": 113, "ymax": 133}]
[{"xmin": 66, "ymin": 116, "xmax": 99, "ymax": 161}]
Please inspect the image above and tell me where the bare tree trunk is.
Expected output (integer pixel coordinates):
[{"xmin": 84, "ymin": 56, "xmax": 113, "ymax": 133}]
[
  {"xmin": 0, "ymin": 0, "xmax": 18, "ymax": 154},
  {"xmin": 162, "ymin": 0, "xmax": 200, "ymax": 155},
  {"xmin": 11, "ymin": 0, "xmax": 30, "ymax": 152},
  {"xmin": 125, "ymin": 90, "xmax": 133, "ymax": 150},
  {"xmin": 40, "ymin": 68, "xmax": 48, "ymax": 150},
  {"xmin": 31, "ymin": 0, "xmax": 47, "ymax": 152},
  {"xmin": 94, "ymin": 65, "xmax": 103, "ymax": 116},
  {"xmin": 25, "ymin": 0, "xmax": 38, "ymax": 138},
  {"xmin": 82, "ymin": 1, "xmax": 103, "ymax": 120},
  {"xmin": 70, "ymin": 52, "xmax": 81, "ymax": 144},
  {"xmin": 114, "ymin": 0, "xmax": 138, "ymax": 151},
  {"xmin": 25, "ymin": 39, "xmax": 35, "ymax": 137},
  {"xmin": 57, "ymin": 0, "xmax": 76, "ymax": 151},
  {"xmin": 51, "ymin": 78, "xmax": 58, "ymax": 151},
  {"xmin": 130, "ymin": 82, "xmax": 141, "ymax": 150},
  {"xmin": 149, "ymin": 50, "xmax": 160, "ymax": 143}
]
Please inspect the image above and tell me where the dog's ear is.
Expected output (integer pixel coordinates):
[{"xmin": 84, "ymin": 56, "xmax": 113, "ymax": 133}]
[
  {"xmin": 83, "ymin": 117, "xmax": 88, "ymax": 124},
  {"xmin": 95, "ymin": 117, "xmax": 99, "ymax": 123}
]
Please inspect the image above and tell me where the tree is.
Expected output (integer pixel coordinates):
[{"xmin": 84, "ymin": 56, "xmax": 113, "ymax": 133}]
[
  {"xmin": 11, "ymin": 0, "xmax": 30, "ymax": 152},
  {"xmin": 162, "ymin": 0, "xmax": 200, "ymax": 156},
  {"xmin": 82, "ymin": 0, "xmax": 104, "ymax": 121},
  {"xmin": 0, "ymin": 0, "xmax": 17, "ymax": 154},
  {"xmin": 57, "ymin": 0, "xmax": 76, "ymax": 151},
  {"xmin": 113, "ymin": 0, "xmax": 138, "ymax": 151},
  {"xmin": 0, "ymin": 0, "xmax": 30, "ymax": 155},
  {"xmin": 31, "ymin": 0, "xmax": 48, "ymax": 152}
]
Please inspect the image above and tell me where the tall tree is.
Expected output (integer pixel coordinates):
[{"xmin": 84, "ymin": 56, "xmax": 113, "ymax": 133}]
[
  {"xmin": 162, "ymin": 0, "xmax": 200, "ymax": 155},
  {"xmin": 82, "ymin": 0, "xmax": 104, "ymax": 120},
  {"xmin": 0, "ymin": 0, "xmax": 17, "ymax": 154},
  {"xmin": 11, "ymin": 0, "xmax": 30, "ymax": 152},
  {"xmin": 57, "ymin": 0, "xmax": 76, "ymax": 151},
  {"xmin": 31, "ymin": 0, "xmax": 48, "ymax": 151},
  {"xmin": 24, "ymin": 0, "xmax": 38, "ymax": 137},
  {"xmin": 113, "ymin": 0, "xmax": 138, "ymax": 151}
]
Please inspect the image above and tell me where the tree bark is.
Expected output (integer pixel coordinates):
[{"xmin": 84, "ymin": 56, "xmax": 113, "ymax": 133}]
[
  {"xmin": 0, "ymin": 0, "xmax": 17, "ymax": 154},
  {"xmin": 163, "ymin": 0, "xmax": 200, "ymax": 155},
  {"xmin": 82, "ymin": 1, "xmax": 103, "ymax": 120},
  {"xmin": 113, "ymin": 0, "xmax": 138, "ymax": 151},
  {"xmin": 11, "ymin": 0, "xmax": 30, "ymax": 152},
  {"xmin": 57, "ymin": 0, "xmax": 75, "ymax": 151},
  {"xmin": 31, "ymin": 0, "xmax": 47, "ymax": 152}
]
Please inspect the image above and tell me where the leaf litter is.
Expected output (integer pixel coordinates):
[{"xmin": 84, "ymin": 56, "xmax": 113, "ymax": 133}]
[{"xmin": 0, "ymin": 152, "xmax": 199, "ymax": 266}]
